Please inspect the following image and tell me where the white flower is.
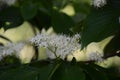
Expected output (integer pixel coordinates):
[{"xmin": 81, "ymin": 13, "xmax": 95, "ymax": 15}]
[
  {"xmin": 88, "ymin": 52, "xmax": 103, "ymax": 62},
  {"xmin": 119, "ymin": 16, "xmax": 120, "ymax": 24},
  {"xmin": 0, "ymin": 42, "xmax": 24, "ymax": 60},
  {"xmin": 31, "ymin": 33, "xmax": 49, "ymax": 47},
  {"xmin": 30, "ymin": 33, "xmax": 81, "ymax": 59},
  {"xmin": 0, "ymin": 0, "xmax": 16, "ymax": 6},
  {"xmin": 93, "ymin": 0, "xmax": 107, "ymax": 7}
]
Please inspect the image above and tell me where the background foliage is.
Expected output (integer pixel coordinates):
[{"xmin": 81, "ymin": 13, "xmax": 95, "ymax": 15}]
[{"xmin": 0, "ymin": 0, "xmax": 120, "ymax": 80}]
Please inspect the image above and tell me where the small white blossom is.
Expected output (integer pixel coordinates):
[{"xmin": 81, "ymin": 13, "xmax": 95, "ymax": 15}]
[
  {"xmin": 30, "ymin": 33, "xmax": 81, "ymax": 59},
  {"xmin": 88, "ymin": 52, "xmax": 103, "ymax": 62},
  {"xmin": 0, "ymin": 42, "xmax": 24, "ymax": 60},
  {"xmin": 93, "ymin": 0, "xmax": 107, "ymax": 7}
]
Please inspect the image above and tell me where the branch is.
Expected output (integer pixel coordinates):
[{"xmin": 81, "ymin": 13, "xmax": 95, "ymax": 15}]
[
  {"xmin": 80, "ymin": 51, "xmax": 120, "ymax": 63},
  {"xmin": 0, "ymin": 35, "xmax": 12, "ymax": 42},
  {"xmin": 103, "ymin": 51, "xmax": 120, "ymax": 59}
]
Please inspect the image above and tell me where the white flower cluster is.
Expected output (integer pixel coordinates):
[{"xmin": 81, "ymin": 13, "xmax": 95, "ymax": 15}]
[
  {"xmin": 88, "ymin": 52, "xmax": 103, "ymax": 62},
  {"xmin": 30, "ymin": 33, "xmax": 81, "ymax": 59},
  {"xmin": 0, "ymin": 0, "xmax": 16, "ymax": 6},
  {"xmin": 0, "ymin": 42, "xmax": 24, "ymax": 60},
  {"xmin": 93, "ymin": 0, "xmax": 107, "ymax": 7}
]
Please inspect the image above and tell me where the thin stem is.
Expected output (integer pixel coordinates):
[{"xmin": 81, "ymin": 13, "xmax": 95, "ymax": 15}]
[
  {"xmin": 47, "ymin": 47, "xmax": 58, "ymax": 58},
  {"xmin": 0, "ymin": 35, "xmax": 12, "ymax": 42},
  {"xmin": 103, "ymin": 52, "xmax": 120, "ymax": 59},
  {"xmin": 79, "ymin": 51, "xmax": 120, "ymax": 63},
  {"xmin": 33, "ymin": 46, "xmax": 39, "ymax": 61},
  {"xmin": 48, "ymin": 63, "xmax": 61, "ymax": 80},
  {"xmin": 30, "ymin": 22, "xmax": 39, "ymax": 61}
]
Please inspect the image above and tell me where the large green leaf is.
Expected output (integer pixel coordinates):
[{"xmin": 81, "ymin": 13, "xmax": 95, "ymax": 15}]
[
  {"xmin": 20, "ymin": 1, "xmax": 38, "ymax": 20},
  {"xmin": 51, "ymin": 62, "xmax": 85, "ymax": 80},
  {"xmin": 53, "ymin": 0, "xmax": 70, "ymax": 10},
  {"xmin": 36, "ymin": 0, "xmax": 53, "ymax": 11},
  {"xmin": 0, "ymin": 60, "xmax": 61, "ymax": 80},
  {"xmin": 73, "ymin": 0, "xmax": 91, "ymax": 14},
  {"xmin": 0, "ymin": 7, "xmax": 23, "ymax": 30},
  {"xmin": 81, "ymin": 6, "xmax": 120, "ymax": 48},
  {"xmin": 0, "ymin": 55, "xmax": 21, "ymax": 67},
  {"xmin": 106, "ymin": 67, "xmax": 120, "ymax": 80},
  {"xmin": 104, "ymin": 31, "xmax": 120, "ymax": 54},
  {"xmin": 81, "ymin": 63, "xmax": 108, "ymax": 80},
  {"xmin": 0, "ymin": 66, "xmax": 38, "ymax": 80},
  {"xmin": 108, "ymin": 0, "xmax": 120, "ymax": 10},
  {"xmin": 30, "ymin": 9, "xmax": 51, "ymax": 30},
  {"xmin": 52, "ymin": 10, "xmax": 75, "ymax": 34},
  {"xmin": 29, "ymin": 60, "xmax": 62, "ymax": 80}
]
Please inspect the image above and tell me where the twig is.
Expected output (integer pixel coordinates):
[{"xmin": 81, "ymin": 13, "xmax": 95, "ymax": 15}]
[
  {"xmin": 0, "ymin": 35, "xmax": 12, "ymax": 42},
  {"xmin": 80, "ymin": 51, "xmax": 120, "ymax": 63}
]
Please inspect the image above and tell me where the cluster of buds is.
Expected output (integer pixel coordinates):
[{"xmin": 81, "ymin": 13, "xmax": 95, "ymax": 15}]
[
  {"xmin": 30, "ymin": 33, "xmax": 81, "ymax": 59},
  {"xmin": 0, "ymin": 42, "xmax": 24, "ymax": 60},
  {"xmin": 93, "ymin": 0, "xmax": 107, "ymax": 7}
]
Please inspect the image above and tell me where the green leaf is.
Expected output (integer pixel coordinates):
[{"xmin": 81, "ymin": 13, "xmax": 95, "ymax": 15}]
[
  {"xmin": 106, "ymin": 67, "xmax": 120, "ymax": 80},
  {"xmin": 108, "ymin": 0, "xmax": 120, "ymax": 10},
  {"xmin": 81, "ymin": 6, "xmax": 120, "ymax": 48},
  {"xmin": 36, "ymin": 0, "xmax": 53, "ymax": 11},
  {"xmin": 29, "ymin": 60, "xmax": 62, "ymax": 80},
  {"xmin": 0, "ymin": 66, "xmax": 39, "ymax": 80},
  {"xmin": 30, "ymin": 9, "xmax": 51, "ymax": 30},
  {"xmin": 0, "ymin": 55, "xmax": 21, "ymax": 66},
  {"xmin": 0, "ymin": 60, "xmax": 62, "ymax": 80},
  {"xmin": 82, "ymin": 63, "xmax": 108, "ymax": 80},
  {"xmin": 53, "ymin": 0, "xmax": 70, "ymax": 10},
  {"xmin": 104, "ymin": 31, "xmax": 120, "ymax": 54},
  {"xmin": 0, "ymin": 7, "xmax": 23, "ymax": 30},
  {"xmin": 20, "ymin": 1, "xmax": 38, "ymax": 20},
  {"xmin": 52, "ymin": 10, "xmax": 75, "ymax": 34},
  {"xmin": 73, "ymin": 1, "xmax": 91, "ymax": 14},
  {"xmin": 39, "ymin": 63, "xmax": 59, "ymax": 80},
  {"xmin": 52, "ymin": 62, "xmax": 85, "ymax": 80}
]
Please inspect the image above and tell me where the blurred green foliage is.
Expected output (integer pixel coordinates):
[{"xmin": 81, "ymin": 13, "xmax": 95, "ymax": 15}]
[{"xmin": 0, "ymin": 0, "xmax": 120, "ymax": 80}]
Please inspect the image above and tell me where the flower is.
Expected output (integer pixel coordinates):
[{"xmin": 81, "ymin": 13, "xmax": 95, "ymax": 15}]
[
  {"xmin": 0, "ymin": 42, "xmax": 24, "ymax": 60},
  {"xmin": 30, "ymin": 33, "xmax": 81, "ymax": 59},
  {"xmin": 119, "ymin": 16, "xmax": 120, "ymax": 24},
  {"xmin": 93, "ymin": 0, "xmax": 107, "ymax": 7},
  {"xmin": 0, "ymin": 0, "xmax": 16, "ymax": 6},
  {"xmin": 88, "ymin": 52, "xmax": 103, "ymax": 62}
]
